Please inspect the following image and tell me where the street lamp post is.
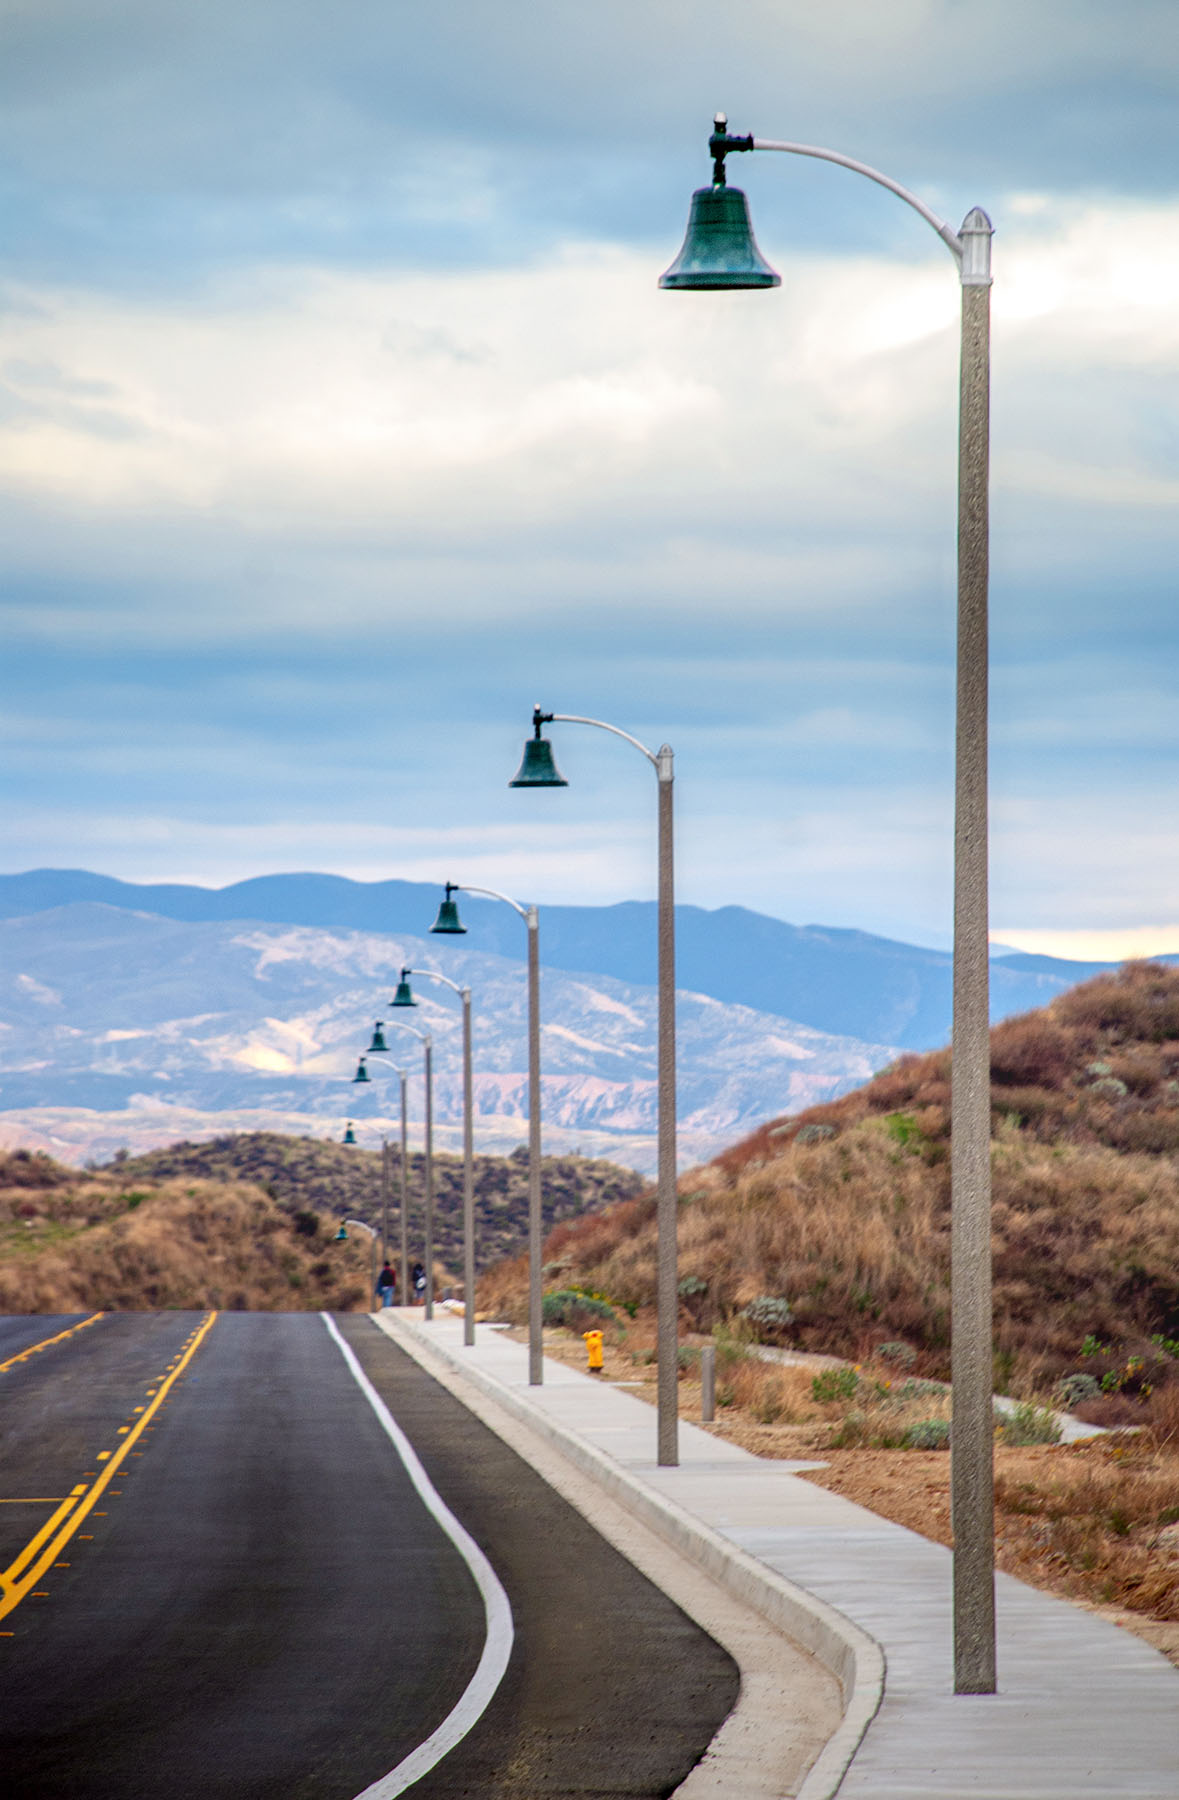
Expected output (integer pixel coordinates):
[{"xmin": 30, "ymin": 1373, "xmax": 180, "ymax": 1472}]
[
  {"xmin": 511, "ymin": 707, "xmax": 679, "ymax": 1467},
  {"xmin": 431, "ymin": 880, "xmax": 546, "ymax": 1386},
  {"xmin": 661, "ymin": 116, "xmax": 995, "ymax": 1693},
  {"xmin": 380, "ymin": 1137, "xmax": 391, "ymax": 1268},
  {"xmin": 334, "ymin": 1216, "xmax": 378, "ymax": 1303},
  {"xmin": 396, "ymin": 1065, "xmax": 409, "ymax": 1307},
  {"xmin": 361, "ymin": 1021, "xmax": 434, "ymax": 1319},
  {"xmin": 392, "ymin": 968, "xmax": 477, "ymax": 1347}
]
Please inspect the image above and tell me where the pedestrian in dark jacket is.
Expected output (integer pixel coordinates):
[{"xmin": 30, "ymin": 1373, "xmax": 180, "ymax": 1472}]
[{"xmin": 376, "ymin": 1262, "xmax": 397, "ymax": 1308}]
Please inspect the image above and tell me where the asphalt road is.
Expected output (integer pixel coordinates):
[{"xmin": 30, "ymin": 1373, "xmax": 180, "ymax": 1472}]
[
  {"xmin": 0, "ymin": 1310, "xmax": 101, "ymax": 1368},
  {"xmin": 0, "ymin": 1312, "xmax": 738, "ymax": 1798}
]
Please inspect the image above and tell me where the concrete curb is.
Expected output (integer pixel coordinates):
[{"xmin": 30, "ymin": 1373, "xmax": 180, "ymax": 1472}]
[{"xmin": 373, "ymin": 1312, "xmax": 884, "ymax": 1800}]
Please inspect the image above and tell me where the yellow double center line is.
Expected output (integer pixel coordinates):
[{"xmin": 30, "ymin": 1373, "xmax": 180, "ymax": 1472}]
[
  {"xmin": 0, "ymin": 1312, "xmax": 104, "ymax": 1374},
  {"xmin": 0, "ymin": 1311, "xmax": 218, "ymax": 1622}
]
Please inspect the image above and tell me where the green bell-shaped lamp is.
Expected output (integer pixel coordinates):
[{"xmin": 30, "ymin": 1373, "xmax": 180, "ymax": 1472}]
[
  {"xmin": 390, "ymin": 968, "xmax": 418, "ymax": 1008},
  {"xmin": 510, "ymin": 707, "xmax": 568, "ymax": 787},
  {"xmin": 368, "ymin": 1021, "xmax": 390, "ymax": 1053},
  {"xmin": 659, "ymin": 184, "xmax": 780, "ymax": 290},
  {"xmin": 334, "ymin": 1221, "xmax": 349, "ymax": 1240},
  {"xmin": 430, "ymin": 881, "xmax": 467, "ymax": 935},
  {"xmin": 342, "ymin": 1122, "xmax": 357, "ymax": 1146},
  {"xmin": 352, "ymin": 1055, "xmax": 371, "ymax": 1084}
]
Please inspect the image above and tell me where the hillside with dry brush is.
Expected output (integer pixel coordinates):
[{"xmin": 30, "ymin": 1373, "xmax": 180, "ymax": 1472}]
[
  {"xmin": 0, "ymin": 1157, "xmax": 374, "ymax": 1312},
  {"xmin": 480, "ymin": 962, "xmax": 1179, "ymax": 1399},
  {"xmin": 0, "ymin": 1132, "xmax": 642, "ymax": 1312},
  {"xmin": 114, "ymin": 1132, "xmax": 642, "ymax": 1277}
]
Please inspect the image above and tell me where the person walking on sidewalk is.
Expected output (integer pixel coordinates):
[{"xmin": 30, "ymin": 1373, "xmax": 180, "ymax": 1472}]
[{"xmin": 376, "ymin": 1262, "xmax": 397, "ymax": 1308}]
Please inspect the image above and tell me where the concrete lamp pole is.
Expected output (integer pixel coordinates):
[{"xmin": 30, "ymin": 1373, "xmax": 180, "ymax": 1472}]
[
  {"xmin": 431, "ymin": 881, "xmax": 546, "ymax": 1386},
  {"xmin": 380, "ymin": 1139, "xmax": 391, "ymax": 1268},
  {"xmin": 661, "ymin": 116, "xmax": 995, "ymax": 1693},
  {"xmin": 397, "ymin": 1066, "xmax": 410, "ymax": 1307},
  {"xmin": 394, "ymin": 968, "xmax": 476, "ymax": 1347},
  {"xmin": 366, "ymin": 1019, "xmax": 434, "ymax": 1319},
  {"xmin": 511, "ymin": 707, "xmax": 679, "ymax": 1468}
]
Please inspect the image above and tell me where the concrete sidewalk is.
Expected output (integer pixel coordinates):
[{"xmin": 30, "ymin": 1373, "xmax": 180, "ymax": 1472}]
[{"xmin": 375, "ymin": 1309, "xmax": 1179, "ymax": 1800}]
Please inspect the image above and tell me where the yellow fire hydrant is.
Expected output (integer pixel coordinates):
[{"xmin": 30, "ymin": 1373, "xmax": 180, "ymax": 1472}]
[{"xmin": 583, "ymin": 1329, "xmax": 604, "ymax": 1373}]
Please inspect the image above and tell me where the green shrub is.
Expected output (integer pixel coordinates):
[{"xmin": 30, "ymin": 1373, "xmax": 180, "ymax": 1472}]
[
  {"xmin": 812, "ymin": 1366, "xmax": 859, "ymax": 1404},
  {"xmin": 996, "ymin": 1402, "xmax": 1062, "ymax": 1446},
  {"xmin": 677, "ymin": 1274, "xmax": 708, "ymax": 1298},
  {"xmin": 876, "ymin": 1340, "xmax": 917, "ymax": 1369},
  {"xmin": 741, "ymin": 1295, "xmax": 793, "ymax": 1339},
  {"xmin": 893, "ymin": 1377, "xmax": 947, "ymax": 1402},
  {"xmin": 904, "ymin": 1418, "xmax": 951, "ymax": 1450},
  {"xmin": 542, "ymin": 1288, "xmax": 615, "ymax": 1329},
  {"xmin": 1055, "ymin": 1372, "xmax": 1101, "ymax": 1409},
  {"xmin": 796, "ymin": 1122, "xmax": 836, "ymax": 1145}
]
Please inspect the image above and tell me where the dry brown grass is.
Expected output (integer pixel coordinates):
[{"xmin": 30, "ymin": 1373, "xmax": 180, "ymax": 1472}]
[
  {"xmin": 718, "ymin": 1359, "xmax": 818, "ymax": 1425},
  {"xmin": 992, "ymin": 1434, "xmax": 1179, "ymax": 1620}
]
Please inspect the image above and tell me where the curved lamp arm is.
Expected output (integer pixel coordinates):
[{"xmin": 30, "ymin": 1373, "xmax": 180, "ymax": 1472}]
[
  {"xmin": 711, "ymin": 114, "xmax": 992, "ymax": 285},
  {"xmin": 447, "ymin": 881, "xmax": 532, "ymax": 923},
  {"xmin": 386, "ymin": 1019, "xmax": 432, "ymax": 1050},
  {"xmin": 536, "ymin": 708, "xmax": 674, "ymax": 784},
  {"xmin": 546, "ymin": 709, "xmax": 658, "ymax": 770},
  {"xmin": 403, "ymin": 967, "xmax": 470, "ymax": 1002},
  {"xmin": 755, "ymin": 138, "xmax": 963, "ymax": 259},
  {"xmin": 340, "ymin": 1217, "xmax": 378, "ymax": 1238}
]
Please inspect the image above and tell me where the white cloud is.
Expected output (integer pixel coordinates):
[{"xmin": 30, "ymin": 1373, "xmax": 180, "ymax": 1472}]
[
  {"xmin": 1, "ymin": 198, "xmax": 1175, "ymax": 621},
  {"xmin": 994, "ymin": 926, "xmax": 1179, "ymax": 962},
  {"xmin": 991, "ymin": 792, "xmax": 1179, "ymax": 931},
  {"xmin": 2, "ymin": 189, "xmax": 1178, "ymax": 945}
]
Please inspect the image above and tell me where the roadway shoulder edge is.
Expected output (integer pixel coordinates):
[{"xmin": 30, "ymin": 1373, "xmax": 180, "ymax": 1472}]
[{"xmin": 370, "ymin": 1311, "xmax": 884, "ymax": 1800}]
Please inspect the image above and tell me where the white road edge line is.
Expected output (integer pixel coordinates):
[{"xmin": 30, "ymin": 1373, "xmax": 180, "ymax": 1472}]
[{"xmin": 322, "ymin": 1313, "xmax": 515, "ymax": 1798}]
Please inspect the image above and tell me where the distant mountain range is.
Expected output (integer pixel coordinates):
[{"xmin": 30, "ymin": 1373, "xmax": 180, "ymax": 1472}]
[
  {"xmin": 0, "ymin": 868, "xmax": 1139, "ymax": 1046},
  {"xmin": 0, "ymin": 869, "xmax": 1156, "ymax": 1171},
  {"xmin": 0, "ymin": 900, "xmax": 897, "ymax": 1171}
]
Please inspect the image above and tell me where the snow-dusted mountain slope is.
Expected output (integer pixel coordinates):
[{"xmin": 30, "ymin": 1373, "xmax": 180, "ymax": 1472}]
[{"xmin": 0, "ymin": 903, "xmax": 898, "ymax": 1170}]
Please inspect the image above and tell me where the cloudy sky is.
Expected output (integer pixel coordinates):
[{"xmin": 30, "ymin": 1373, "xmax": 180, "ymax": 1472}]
[{"xmin": 2, "ymin": 1, "xmax": 1177, "ymax": 956}]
